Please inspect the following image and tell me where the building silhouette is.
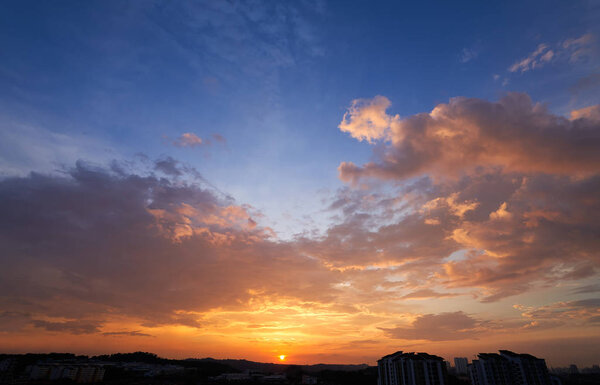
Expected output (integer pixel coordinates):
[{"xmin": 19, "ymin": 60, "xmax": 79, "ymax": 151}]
[
  {"xmin": 468, "ymin": 350, "xmax": 551, "ymax": 385},
  {"xmin": 454, "ymin": 357, "xmax": 468, "ymax": 375},
  {"xmin": 378, "ymin": 351, "xmax": 448, "ymax": 385}
]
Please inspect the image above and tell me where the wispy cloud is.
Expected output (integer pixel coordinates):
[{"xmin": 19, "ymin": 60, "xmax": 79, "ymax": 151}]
[
  {"xmin": 508, "ymin": 33, "xmax": 595, "ymax": 73},
  {"xmin": 102, "ymin": 330, "xmax": 154, "ymax": 337},
  {"xmin": 174, "ymin": 132, "xmax": 204, "ymax": 147},
  {"xmin": 459, "ymin": 47, "xmax": 478, "ymax": 63},
  {"xmin": 509, "ymin": 44, "xmax": 554, "ymax": 73},
  {"xmin": 172, "ymin": 132, "xmax": 227, "ymax": 148}
]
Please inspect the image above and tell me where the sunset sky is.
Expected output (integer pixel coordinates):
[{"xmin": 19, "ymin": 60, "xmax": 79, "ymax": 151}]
[{"xmin": 1, "ymin": 0, "xmax": 599, "ymax": 368}]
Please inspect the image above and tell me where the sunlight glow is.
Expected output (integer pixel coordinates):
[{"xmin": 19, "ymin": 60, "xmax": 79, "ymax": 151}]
[{"xmin": 279, "ymin": 355, "xmax": 286, "ymax": 361}]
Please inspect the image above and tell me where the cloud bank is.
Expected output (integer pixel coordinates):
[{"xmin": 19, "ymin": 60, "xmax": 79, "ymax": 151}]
[{"xmin": 335, "ymin": 94, "xmax": 600, "ymax": 302}]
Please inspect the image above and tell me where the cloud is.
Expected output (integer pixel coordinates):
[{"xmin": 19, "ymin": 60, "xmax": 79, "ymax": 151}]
[
  {"xmin": 338, "ymin": 96, "xmax": 398, "ymax": 143},
  {"xmin": 509, "ymin": 44, "xmax": 553, "ymax": 73},
  {"xmin": 459, "ymin": 48, "xmax": 478, "ymax": 63},
  {"xmin": 31, "ymin": 320, "xmax": 103, "ymax": 334},
  {"xmin": 172, "ymin": 133, "xmax": 227, "ymax": 148},
  {"xmin": 514, "ymin": 298, "xmax": 600, "ymax": 327},
  {"xmin": 333, "ymin": 92, "xmax": 600, "ymax": 302},
  {"xmin": 572, "ymin": 284, "xmax": 600, "ymax": 294},
  {"xmin": 508, "ymin": 34, "xmax": 595, "ymax": 73},
  {"xmin": 212, "ymin": 133, "xmax": 227, "ymax": 143},
  {"xmin": 562, "ymin": 33, "xmax": 595, "ymax": 63},
  {"xmin": 570, "ymin": 104, "xmax": 600, "ymax": 120},
  {"xmin": 0, "ymin": 120, "xmax": 117, "ymax": 177},
  {"xmin": 400, "ymin": 289, "xmax": 461, "ymax": 300},
  {"xmin": 435, "ymin": 172, "xmax": 600, "ymax": 301},
  {"xmin": 569, "ymin": 73, "xmax": 600, "ymax": 95},
  {"xmin": 338, "ymin": 93, "xmax": 600, "ymax": 183},
  {"xmin": 102, "ymin": 330, "xmax": 154, "ymax": 337},
  {"xmin": 380, "ymin": 311, "xmax": 482, "ymax": 341},
  {"xmin": 174, "ymin": 132, "xmax": 204, "ymax": 147},
  {"xmin": 0, "ymin": 160, "xmax": 338, "ymax": 331},
  {"xmin": 154, "ymin": 156, "xmax": 183, "ymax": 176}
]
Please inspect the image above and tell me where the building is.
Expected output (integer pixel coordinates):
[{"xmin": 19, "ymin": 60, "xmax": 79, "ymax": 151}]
[
  {"xmin": 454, "ymin": 357, "xmax": 468, "ymax": 375},
  {"xmin": 28, "ymin": 364, "xmax": 105, "ymax": 383},
  {"xmin": 378, "ymin": 351, "xmax": 448, "ymax": 385},
  {"xmin": 301, "ymin": 374, "xmax": 318, "ymax": 384},
  {"xmin": 468, "ymin": 350, "xmax": 551, "ymax": 385}
]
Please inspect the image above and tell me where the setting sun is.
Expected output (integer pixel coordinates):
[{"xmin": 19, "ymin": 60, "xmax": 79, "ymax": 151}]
[{"xmin": 279, "ymin": 355, "xmax": 286, "ymax": 361}]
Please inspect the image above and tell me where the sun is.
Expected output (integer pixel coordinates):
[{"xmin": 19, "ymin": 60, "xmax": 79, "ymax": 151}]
[{"xmin": 279, "ymin": 355, "xmax": 286, "ymax": 361}]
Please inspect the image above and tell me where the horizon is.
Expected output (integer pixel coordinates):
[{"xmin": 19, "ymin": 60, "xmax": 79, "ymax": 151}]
[
  {"xmin": 0, "ymin": 0, "xmax": 599, "ymax": 370},
  {"xmin": 2, "ymin": 349, "xmax": 594, "ymax": 370}
]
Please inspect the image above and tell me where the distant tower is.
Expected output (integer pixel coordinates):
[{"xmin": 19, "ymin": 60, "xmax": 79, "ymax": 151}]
[
  {"xmin": 378, "ymin": 351, "xmax": 448, "ymax": 385},
  {"xmin": 568, "ymin": 365, "xmax": 579, "ymax": 374},
  {"xmin": 454, "ymin": 357, "xmax": 468, "ymax": 375},
  {"xmin": 468, "ymin": 350, "xmax": 551, "ymax": 385}
]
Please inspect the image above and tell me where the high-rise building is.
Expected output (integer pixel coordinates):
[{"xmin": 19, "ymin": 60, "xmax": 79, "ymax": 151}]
[
  {"xmin": 468, "ymin": 350, "xmax": 551, "ymax": 385},
  {"xmin": 454, "ymin": 357, "xmax": 468, "ymax": 375},
  {"xmin": 378, "ymin": 351, "xmax": 448, "ymax": 385},
  {"xmin": 568, "ymin": 365, "xmax": 579, "ymax": 374}
]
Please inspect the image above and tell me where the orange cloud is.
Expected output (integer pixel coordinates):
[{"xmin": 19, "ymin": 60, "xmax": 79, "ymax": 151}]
[
  {"xmin": 338, "ymin": 93, "xmax": 600, "ymax": 183},
  {"xmin": 338, "ymin": 95, "xmax": 398, "ymax": 143},
  {"xmin": 174, "ymin": 132, "xmax": 204, "ymax": 147},
  {"xmin": 570, "ymin": 104, "xmax": 600, "ymax": 120}
]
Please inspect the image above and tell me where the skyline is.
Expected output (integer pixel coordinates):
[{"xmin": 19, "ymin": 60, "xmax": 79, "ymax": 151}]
[{"xmin": 1, "ymin": 0, "xmax": 599, "ymax": 368}]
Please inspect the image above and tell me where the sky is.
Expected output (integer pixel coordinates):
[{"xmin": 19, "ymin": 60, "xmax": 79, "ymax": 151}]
[{"xmin": 0, "ymin": 0, "xmax": 599, "ymax": 368}]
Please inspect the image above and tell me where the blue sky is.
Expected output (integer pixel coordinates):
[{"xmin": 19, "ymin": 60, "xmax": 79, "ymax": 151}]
[{"xmin": 1, "ymin": 1, "xmax": 598, "ymax": 236}]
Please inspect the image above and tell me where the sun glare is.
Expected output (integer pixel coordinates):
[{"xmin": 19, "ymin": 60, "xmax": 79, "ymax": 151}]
[{"xmin": 279, "ymin": 355, "xmax": 286, "ymax": 361}]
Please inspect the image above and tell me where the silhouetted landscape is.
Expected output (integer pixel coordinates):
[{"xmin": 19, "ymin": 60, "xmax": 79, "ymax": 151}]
[{"xmin": 1, "ymin": 351, "xmax": 599, "ymax": 385}]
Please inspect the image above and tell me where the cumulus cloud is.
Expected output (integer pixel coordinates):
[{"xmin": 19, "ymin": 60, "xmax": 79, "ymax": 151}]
[
  {"xmin": 0, "ymin": 160, "xmax": 338, "ymax": 332},
  {"xmin": 338, "ymin": 93, "xmax": 600, "ymax": 183},
  {"xmin": 380, "ymin": 311, "xmax": 482, "ymax": 341},
  {"xmin": 338, "ymin": 96, "xmax": 398, "ymax": 143},
  {"xmin": 333, "ymin": 92, "xmax": 600, "ymax": 302},
  {"xmin": 435, "ymin": 173, "xmax": 600, "ymax": 301}
]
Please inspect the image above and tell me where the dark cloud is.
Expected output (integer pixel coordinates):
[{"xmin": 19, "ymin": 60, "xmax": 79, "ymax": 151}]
[
  {"xmin": 569, "ymin": 73, "xmax": 600, "ymax": 94},
  {"xmin": 0, "ymin": 160, "xmax": 339, "ymax": 331},
  {"xmin": 514, "ymin": 298, "xmax": 600, "ymax": 327},
  {"xmin": 572, "ymin": 284, "xmax": 600, "ymax": 294},
  {"xmin": 154, "ymin": 156, "xmax": 183, "ymax": 176},
  {"xmin": 102, "ymin": 330, "xmax": 154, "ymax": 337},
  {"xmin": 31, "ymin": 320, "xmax": 102, "ymax": 334},
  {"xmin": 400, "ymin": 289, "xmax": 461, "ymax": 300},
  {"xmin": 379, "ymin": 311, "xmax": 481, "ymax": 341},
  {"xmin": 212, "ymin": 133, "xmax": 226, "ymax": 143},
  {"xmin": 0, "ymin": 311, "xmax": 32, "ymax": 332}
]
